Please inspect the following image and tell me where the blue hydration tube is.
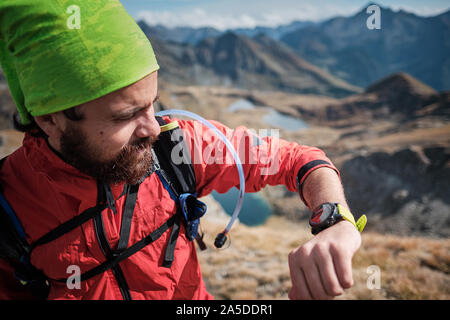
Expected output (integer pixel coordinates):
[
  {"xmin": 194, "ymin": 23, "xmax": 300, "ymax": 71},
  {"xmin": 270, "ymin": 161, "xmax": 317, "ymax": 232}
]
[{"xmin": 155, "ymin": 109, "xmax": 245, "ymax": 248}]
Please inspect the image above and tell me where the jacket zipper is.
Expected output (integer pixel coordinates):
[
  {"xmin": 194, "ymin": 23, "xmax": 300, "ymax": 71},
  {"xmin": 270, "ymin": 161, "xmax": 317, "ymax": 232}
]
[{"xmin": 93, "ymin": 213, "xmax": 132, "ymax": 300}]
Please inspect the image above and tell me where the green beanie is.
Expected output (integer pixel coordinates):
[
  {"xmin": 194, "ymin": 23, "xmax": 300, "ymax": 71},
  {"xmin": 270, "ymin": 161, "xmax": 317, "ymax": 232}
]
[{"xmin": 0, "ymin": 0, "xmax": 159, "ymax": 125}]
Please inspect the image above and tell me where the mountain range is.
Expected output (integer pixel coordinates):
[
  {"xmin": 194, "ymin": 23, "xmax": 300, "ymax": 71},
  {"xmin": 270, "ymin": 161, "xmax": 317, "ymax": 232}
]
[
  {"xmin": 281, "ymin": 3, "xmax": 450, "ymax": 91},
  {"xmin": 145, "ymin": 20, "xmax": 315, "ymax": 44},
  {"xmin": 139, "ymin": 23, "xmax": 361, "ymax": 97},
  {"xmin": 139, "ymin": 2, "xmax": 450, "ymax": 93}
]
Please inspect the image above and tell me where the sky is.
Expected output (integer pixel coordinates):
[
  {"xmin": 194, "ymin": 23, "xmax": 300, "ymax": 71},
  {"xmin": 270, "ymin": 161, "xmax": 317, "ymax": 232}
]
[{"xmin": 120, "ymin": 0, "xmax": 450, "ymax": 30}]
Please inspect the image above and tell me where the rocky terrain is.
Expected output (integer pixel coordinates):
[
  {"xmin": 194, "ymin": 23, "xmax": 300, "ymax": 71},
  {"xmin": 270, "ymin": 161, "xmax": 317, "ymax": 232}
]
[
  {"xmin": 280, "ymin": 4, "xmax": 450, "ymax": 91},
  {"xmin": 138, "ymin": 4, "xmax": 450, "ymax": 92},
  {"xmin": 198, "ymin": 195, "xmax": 450, "ymax": 300},
  {"xmin": 154, "ymin": 71, "xmax": 450, "ymax": 240},
  {"xmin": 139, "ymin": 24, "xmax": 361, "ymax": 97}
]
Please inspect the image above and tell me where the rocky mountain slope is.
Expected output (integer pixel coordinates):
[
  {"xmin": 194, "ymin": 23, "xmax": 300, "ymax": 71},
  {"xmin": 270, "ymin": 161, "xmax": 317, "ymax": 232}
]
[
  {"xmin": 139, "ymin": 23, "xmax": 361, "ymax": 97},
  {"xmin": 141, "ymin": 20, "xmax": 314, "ymax": 45},
  {"xmin": 198, "ymin": 196, "xmax": 450, "ymax": 300},
  {"xmin": 305, "ymin": 72, "xmax": 450, "ymax": 121},
  {"xmin": 281, "ymin": 4, "xmax": 450, "ymax": 91},
  {"xmin": 140, "ymin": 4, "xmax": 450, "ymax": 93},
  {"xmin": 341, "ymin": 146, "xmax": 450, "ymax": 238},
  {"xmin": 153, "ymin": 71, "xmax": 450, "ymax": 239}
]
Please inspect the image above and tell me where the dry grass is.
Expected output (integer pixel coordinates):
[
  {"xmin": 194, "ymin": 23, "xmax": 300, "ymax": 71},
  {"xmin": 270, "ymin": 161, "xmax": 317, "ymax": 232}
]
[
  {"xmin": 198, "ymin": 215, "xmax": 450, "ymax": 300},
  {"xmin": 351, "ymin": 125, "xmax": 450, "ymax": 151},
  {"xmin": 0, "ymin": 130, "xmax": 24, "ymax": 158}
]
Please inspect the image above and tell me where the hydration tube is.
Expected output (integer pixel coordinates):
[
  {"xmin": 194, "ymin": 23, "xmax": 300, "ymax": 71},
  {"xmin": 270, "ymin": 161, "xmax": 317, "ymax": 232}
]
[{"xmin": 155, "ymin": 109, "xmax": 245, "ymax": 248}]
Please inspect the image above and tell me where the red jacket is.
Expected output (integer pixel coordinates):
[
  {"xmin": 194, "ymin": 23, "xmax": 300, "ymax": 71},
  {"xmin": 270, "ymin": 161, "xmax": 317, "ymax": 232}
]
[{"xmin": 0, "ymin": 117, "xmax": 339, "ymax": 300}]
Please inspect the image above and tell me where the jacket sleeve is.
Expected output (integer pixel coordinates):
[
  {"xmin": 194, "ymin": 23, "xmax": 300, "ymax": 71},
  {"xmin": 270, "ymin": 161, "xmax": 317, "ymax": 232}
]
[
  {"xmin": 0, "ymin": 259, "xmax": 36, "ymax": 300},
  {"xmin": 175, "ymin": 118, "xmax": 340, "ymax": 207}
]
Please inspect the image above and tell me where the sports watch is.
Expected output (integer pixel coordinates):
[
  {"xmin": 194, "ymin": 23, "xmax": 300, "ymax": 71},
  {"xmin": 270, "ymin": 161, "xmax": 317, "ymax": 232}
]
[{"xmin": 309, "ymin": 202, "xmax": 367, "ymax": 235}]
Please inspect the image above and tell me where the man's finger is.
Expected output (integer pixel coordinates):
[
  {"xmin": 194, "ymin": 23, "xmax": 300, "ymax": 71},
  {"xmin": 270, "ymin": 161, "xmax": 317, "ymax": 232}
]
[
  {"xmin": 314, "ymin": 249, "xmax": 344, "ymax": 296},
  {"xmin": 288, "ymin": 253, "xmax": 312, "ymax": 300},
  {"xmin": 297, "ymin": 268, "xmax": 314, "ymax": 300},
  {"xmin": 303, "ymin": 262, "xmax": 333, "ymax": 300},
  {"xmin": 331, "ymin": 246, "xmax": 354, "ymax": 289}
]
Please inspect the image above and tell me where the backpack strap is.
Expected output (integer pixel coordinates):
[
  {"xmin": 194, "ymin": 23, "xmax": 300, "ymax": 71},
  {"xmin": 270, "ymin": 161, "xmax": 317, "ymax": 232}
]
[
  {"xmin": 29, "ymin": 202, "xmax": 107, "ymax": 251},
  {"xmin": 153, "ymin": 116, "xmax": 207, "ymax": 267}
]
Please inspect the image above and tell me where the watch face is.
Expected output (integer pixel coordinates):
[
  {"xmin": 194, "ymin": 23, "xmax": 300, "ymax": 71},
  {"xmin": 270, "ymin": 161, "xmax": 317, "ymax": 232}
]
[{"xmin": 310, "ymin": 203, "xmax": 336, "ymax": 227}]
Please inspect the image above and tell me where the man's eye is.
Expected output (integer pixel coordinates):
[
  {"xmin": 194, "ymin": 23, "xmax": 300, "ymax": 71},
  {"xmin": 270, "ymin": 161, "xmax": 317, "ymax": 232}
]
[
  {"xmin": 114, "ymin": 114, "xmax": 135, "ymax": 121},
  {"xmin": 113, "ymin": 104, "xmax": 153, "ymax": 122}
]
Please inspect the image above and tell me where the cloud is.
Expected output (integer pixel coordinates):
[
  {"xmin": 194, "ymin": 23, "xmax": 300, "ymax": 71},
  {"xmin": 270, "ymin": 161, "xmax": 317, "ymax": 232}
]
[
  {"xmin": 136, "ymin": 1, "xmax": 449, "ymax": 30},
  {"xmin": 136, "ymin": 3, "xmax": 358, "ymax": 30},
  {"xmin": 389, "ymin": 4, "xmax": 449, "ymax": 16},
  {"xmin": 138, "ymin": 8, "xmax": 256, "ymax": 30}
]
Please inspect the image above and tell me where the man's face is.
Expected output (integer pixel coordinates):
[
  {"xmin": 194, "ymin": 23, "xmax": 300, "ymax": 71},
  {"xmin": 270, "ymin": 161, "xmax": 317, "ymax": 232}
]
[{"xmin": 54, "ymin": 72, "xmax": 161, "ymax": 185}]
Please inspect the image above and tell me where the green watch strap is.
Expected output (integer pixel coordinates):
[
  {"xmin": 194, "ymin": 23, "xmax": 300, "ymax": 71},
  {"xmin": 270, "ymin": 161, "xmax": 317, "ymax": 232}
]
[{"xmin": 337, "ymin": 204, "xmax": 367, "ymax": 232}]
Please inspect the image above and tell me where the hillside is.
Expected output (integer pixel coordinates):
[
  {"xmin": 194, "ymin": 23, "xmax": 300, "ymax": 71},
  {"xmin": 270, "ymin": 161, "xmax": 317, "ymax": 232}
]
[
  {"xmin": 281, "ymin": 4, "xmax": 450, "ymax": 91},
  {"xmin": 317, "ymin": 72, "xmax": 449, "ymax": 121},
  {"xmin": 139, "ymin": 23, "xmax": 361, "ymax": 97},
  {"xmin": 137, "ymin": 4, "xmax": 450, "ymax": 94},
  {"xmin": 341, "ymin": 146, "xmax": 450, "ymax": 238},
  {"xmin": 139, "ymin": 4, "xmax": 450, "ymax": 93},
  {"xmin": 198, "ymin": 196, "xmax": 450, "ymax": 300},
  {"xmin": 0, "ymin": 69, "xmax": 15, "ymax": 130},
  {"xmin": 153, "ymin": 71, "xmax": 450, "ymax": 239},
  {"xmin": 195, "ymin": 32, "xmax": 360, "ymax": 97},
  {"xmin": 140, "ymin": 20, "xmax": 314, "ymax": 44}
]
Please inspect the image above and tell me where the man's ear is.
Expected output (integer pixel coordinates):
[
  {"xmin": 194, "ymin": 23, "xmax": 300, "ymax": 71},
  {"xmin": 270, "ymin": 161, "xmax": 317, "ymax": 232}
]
[{"xmin": 34, "ymin": 113, "xmax": 65, "ymax": 139}]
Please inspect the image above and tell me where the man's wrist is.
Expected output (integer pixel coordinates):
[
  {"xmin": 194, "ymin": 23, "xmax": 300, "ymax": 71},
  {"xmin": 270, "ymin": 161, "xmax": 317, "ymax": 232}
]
[{"xmin": 309, "ymin": 202, "xmax": 367, "ymax": 235}]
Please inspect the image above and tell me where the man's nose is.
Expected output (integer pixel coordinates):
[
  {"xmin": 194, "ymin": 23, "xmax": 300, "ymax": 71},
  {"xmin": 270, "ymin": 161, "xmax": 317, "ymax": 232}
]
[{"xmin": 134, "ymin": 112, "xmax": 161, "ymax": 139}]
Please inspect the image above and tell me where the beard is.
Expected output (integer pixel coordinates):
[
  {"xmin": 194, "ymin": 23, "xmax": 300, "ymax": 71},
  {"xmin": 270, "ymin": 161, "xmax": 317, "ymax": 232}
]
[{"xmin": 59, "ymin": 124, "xmax": 157, "ymax": 185}]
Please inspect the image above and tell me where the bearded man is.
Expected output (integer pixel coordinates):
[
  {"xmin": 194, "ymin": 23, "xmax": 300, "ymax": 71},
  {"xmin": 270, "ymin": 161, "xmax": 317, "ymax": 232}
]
[{"xmin": 0, "ymin": 0, "xmax": 363, "ymax": 300}]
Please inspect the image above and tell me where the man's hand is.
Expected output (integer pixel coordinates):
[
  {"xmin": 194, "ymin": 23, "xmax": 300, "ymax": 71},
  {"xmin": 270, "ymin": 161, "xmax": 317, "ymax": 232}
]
[{"xmin": 288, "ymin": 220, "xmax": 361, "ymax": 300}]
